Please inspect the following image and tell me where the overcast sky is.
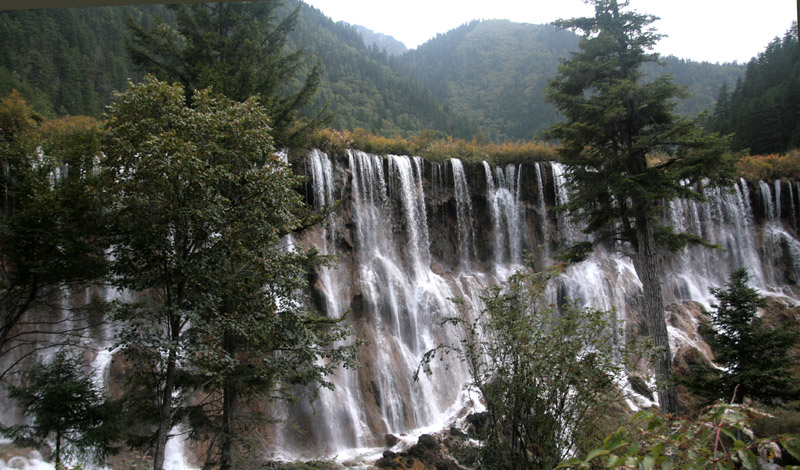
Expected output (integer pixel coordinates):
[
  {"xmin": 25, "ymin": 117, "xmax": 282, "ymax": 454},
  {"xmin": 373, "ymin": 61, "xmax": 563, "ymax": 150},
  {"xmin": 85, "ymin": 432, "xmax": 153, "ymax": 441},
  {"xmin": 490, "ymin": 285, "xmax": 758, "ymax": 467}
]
[{"xmin": 301, "ymin": 0, "xmax": 797, "ymax": 64}]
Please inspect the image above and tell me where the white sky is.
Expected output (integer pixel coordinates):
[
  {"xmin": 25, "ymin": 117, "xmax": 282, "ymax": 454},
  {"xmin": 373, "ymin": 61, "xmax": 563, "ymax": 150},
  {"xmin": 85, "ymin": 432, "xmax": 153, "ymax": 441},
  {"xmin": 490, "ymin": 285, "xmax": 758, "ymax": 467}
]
[{"xmin": 301, "ymin": 0, "xmax": 798, "ymax": 64}]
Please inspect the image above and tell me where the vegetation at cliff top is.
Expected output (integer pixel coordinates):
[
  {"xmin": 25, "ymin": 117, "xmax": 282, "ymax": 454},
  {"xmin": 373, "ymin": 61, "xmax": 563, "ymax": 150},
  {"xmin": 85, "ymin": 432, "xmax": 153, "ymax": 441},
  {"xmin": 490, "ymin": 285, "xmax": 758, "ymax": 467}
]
[{"xmin": 308, "ymin": 127, "xmax": 559, "ymax": 164}]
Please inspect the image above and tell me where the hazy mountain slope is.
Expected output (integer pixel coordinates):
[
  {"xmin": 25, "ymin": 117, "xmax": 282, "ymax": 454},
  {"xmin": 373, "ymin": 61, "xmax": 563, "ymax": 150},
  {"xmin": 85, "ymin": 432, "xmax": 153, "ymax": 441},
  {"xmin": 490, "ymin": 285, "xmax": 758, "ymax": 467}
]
[
  {"xmin": 400, "ymin": 20, "xmax": 577, "ymax": 141},
  {"xmin": 354, "ymin": 24, "xmax": 408, "ymax": 56},
  {"xmin": 401, "ymin": 19, "xmax": 745, "ymax": 141},
  {"xmin": 288, "ymin": 2, "xmax": 476, "ymax": 137}
]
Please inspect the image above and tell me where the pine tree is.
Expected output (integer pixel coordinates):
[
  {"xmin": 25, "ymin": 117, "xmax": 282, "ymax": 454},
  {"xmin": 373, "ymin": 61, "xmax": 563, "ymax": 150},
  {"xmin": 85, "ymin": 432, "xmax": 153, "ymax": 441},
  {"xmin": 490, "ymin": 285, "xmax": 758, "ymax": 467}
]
[
  {"xmin": 125, "ymin": 1, "xmax": 328, "ymax": 148},
  {"xmin": 1, "ymin": 349, "xmax": 121, "ymax": 467},
  {"xmin": 546, "ymin": 0, "xmax": 735, "ymax": 415},
  {"xmin": 694, "ymin": 268, "xmax": 800, "ymax": 405}
]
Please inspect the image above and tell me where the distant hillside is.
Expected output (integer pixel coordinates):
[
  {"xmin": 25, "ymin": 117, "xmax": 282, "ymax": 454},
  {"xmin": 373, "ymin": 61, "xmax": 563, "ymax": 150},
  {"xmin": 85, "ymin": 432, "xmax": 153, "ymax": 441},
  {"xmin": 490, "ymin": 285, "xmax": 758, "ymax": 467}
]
[
  {"xmin": 289, "ymin": 2, "xmax": 476, "ymax": 137},
  {"xmin": 354, "ymin": 24, "xmax": 408, "ymax": 56},
  {"xmin": 400, "ymin": 19, "xmax": 745, "ymax": 141},
  {"xmin": 0, "ymin": 5, "xmax": 165, "ymax": 117},
  {"xmin": 400, "ymin": 20, "xmax": 577, "ymax": 141},
  {"xmin": 0, "ymin": 4, "xmax": 744, "ymax": 142}
]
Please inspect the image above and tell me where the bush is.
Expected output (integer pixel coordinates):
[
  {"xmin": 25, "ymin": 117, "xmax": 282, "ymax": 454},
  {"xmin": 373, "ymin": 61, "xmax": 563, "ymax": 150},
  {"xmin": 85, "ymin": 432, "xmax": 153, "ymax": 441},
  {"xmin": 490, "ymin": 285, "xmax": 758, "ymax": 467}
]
[
  {"xmin": 559, "ymin": 403, "xmax": 800, "ymax": 470},
  {"xmin": 418, "ymin": 264, "xmax": 648, "ymax": 470}
]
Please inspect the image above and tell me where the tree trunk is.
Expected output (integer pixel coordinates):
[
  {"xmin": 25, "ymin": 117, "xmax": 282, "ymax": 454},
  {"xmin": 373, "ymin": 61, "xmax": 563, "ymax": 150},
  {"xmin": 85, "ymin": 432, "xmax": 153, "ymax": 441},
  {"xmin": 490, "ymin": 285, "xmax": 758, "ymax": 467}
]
[
  {"xmin": 219, "ymin": 330, "xmax": 237, "ymax": 470},
  {"xmin": 634, "ymin": 206, "xmax": 679, "ymax": 416},
  {"xmin": 55, "ymin": 427, "xmax": 62, "ymax": 469},
  {"xmin": 153, "ymin": 348, "xmax": 177, "ymax": 470}
]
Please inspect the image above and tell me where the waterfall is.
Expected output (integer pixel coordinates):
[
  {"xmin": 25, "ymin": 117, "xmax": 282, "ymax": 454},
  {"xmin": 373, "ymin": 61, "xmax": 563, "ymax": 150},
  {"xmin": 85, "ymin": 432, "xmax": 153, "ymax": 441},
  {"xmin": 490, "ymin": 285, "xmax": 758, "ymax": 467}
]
[
  {"xmin": 534, "ymin": 162, "xmax": 551, "ymax": 253},
  {"xmin": 451, "ymin": 158, "xmax": 476, "ymax": 268},
  {"xmin": 760, "ymin": 180, "xmax": 776, "ymax": 219},
  {"xmin": 482, "ymin": 161, "xmax": 524, "ymax": 272},
  {"xmin": 4, "ymin": 150, "xmax": 800, "ymax": 467}
]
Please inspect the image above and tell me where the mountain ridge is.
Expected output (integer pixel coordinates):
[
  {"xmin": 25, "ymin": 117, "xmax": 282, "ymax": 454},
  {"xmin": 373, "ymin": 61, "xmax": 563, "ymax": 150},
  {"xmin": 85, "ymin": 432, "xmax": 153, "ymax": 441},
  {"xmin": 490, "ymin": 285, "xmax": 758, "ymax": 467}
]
[{"xmin": 0, "ymin": 2, "xmax": 744, "ymax": 142}]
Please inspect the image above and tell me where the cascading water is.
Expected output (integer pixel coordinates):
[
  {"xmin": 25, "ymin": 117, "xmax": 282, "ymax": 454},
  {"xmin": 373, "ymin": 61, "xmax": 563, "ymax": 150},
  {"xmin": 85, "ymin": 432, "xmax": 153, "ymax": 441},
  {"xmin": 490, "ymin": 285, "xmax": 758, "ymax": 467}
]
[
  {"xmin": 482, "ymin": 161, "xmax": 524, "ymax": 271},
  {"xmin": 3, "ymin": 149, "xmax": 800, "ymax": 468},
  {"xmin": 451, "ymin": 158, "xmax": 477, "ymax": 268}
]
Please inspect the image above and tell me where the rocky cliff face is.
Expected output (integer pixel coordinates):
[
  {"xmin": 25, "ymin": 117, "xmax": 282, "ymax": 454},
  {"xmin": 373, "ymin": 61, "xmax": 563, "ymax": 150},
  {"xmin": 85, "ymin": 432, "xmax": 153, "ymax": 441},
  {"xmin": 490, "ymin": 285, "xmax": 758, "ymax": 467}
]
[
  {"xmin": 278, "ymin": 149, "xmax": 800, "ymax": 460},
  {"xmin": 2, "ymin": 149, "xmax": 799, "ymax": 468}
]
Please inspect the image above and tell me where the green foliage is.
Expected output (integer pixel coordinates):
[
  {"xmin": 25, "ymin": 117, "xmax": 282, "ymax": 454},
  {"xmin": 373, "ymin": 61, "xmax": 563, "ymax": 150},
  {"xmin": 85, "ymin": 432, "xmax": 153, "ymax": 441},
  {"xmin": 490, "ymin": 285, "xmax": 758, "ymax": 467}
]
[
  {"xmin": 559, "ymin": 403, "xmax": 800, "ymax": 470},
  {"xmin": 1, "ymin": 3, "xmax": 741, "ymax": 142},
  {"xmin": 706, "ymin": 23, "xmax": 800, "ymax": 155},
  {"xmin": 126, "ymin": 1, "xmax": 328, "ymax": 148},
  {"xmin": 103, "ymin": 76, "xmax": 357, "ymax": 470},
  {"xmin": 418, "ymin": 265, "xmax": 646, "ymax": 470},
  {"xmin": 0, "ymin": 91, "xmax": 108, "ymax": 379},
  {"xmin": 0, "ymin": 6, "xmax": 161, "ymax": 117},
  {"xmin": 688, "ymin": 269, "xmax": 800, "ymax": 406},
  {"xmin": 1, "ymin": 349, "xmax": 121, "ymax": 467}
]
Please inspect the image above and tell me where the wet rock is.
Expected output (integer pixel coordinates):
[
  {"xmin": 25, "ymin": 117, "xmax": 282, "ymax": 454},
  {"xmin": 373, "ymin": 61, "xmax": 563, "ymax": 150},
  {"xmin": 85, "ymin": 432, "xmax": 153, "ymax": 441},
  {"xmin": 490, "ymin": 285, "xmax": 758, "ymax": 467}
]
[
  {"xmin": 628, "ymin": 375, "xmax": 654, "ymax": 401},
  {"xmin": 385, "ymin": 433, "xmax": 400, "ymax": 447},
  {"xmin": 448, "ymin": 426, "xmax": 466, "ymax": 438},
  {"xmin": 417, "ymin": 434, "xmax": 439, "ymax": 449},
  {"xmin": 465, "ymin": 411, "xmax": 489, "ymax": 439}
]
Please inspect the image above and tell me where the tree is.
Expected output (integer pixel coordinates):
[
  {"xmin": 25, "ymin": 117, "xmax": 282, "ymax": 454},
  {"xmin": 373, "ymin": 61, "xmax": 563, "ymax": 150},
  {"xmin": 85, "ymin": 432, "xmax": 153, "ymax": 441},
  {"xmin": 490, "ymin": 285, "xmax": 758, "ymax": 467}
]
[
  {"xmin": 1, "ymin": 349, "xmax": 121, "ymax": 467},
  {"xmin": 545, "ymin": 0, "xmax": 735, "ymax": 415},
  {"xmin": 103, "ymin": 76, "xmax": 356, "ymax": 470},
  {"xmin": 689, "ymin": 268, "xmax": 800, "ymax": 406},
  {"xmin": 418, "ymin": 266, "xmax": 645, "ymax": 469},
  {"xmin": 125, "ymin": 1, "xmax": 328, "ymax": 148},
  {"xmin": 0, "ymin": 91, "xmax": 107, "ymax": 379}
]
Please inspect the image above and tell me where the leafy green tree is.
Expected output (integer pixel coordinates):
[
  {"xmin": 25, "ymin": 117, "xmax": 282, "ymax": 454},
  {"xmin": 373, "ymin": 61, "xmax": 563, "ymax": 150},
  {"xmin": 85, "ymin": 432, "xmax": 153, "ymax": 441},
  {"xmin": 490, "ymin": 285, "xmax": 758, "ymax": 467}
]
[
  {"xmin": 688, "ymin": 268, "xmax": 800, "ymax": 406},
  {"xmin": 125, "ymin": 1, "xmax": 327, "ymax": 148},
  {"xmin": 0, "ymin": 91, "xmax": 107, "ymax": 379},
  {"xmin": 103, "ymin": 76, "xmax": 356, "ymax": 470},
  {"xmin": 1, "ymin": 349, "xmax": 121, "ymax": 467},
  {"xmin": 418, "ymin": 266, "xmax": 645, "ymax": 470},
  {"xmin": 545, "ymin": 0, "xmax": 735, "ymax": 415}
]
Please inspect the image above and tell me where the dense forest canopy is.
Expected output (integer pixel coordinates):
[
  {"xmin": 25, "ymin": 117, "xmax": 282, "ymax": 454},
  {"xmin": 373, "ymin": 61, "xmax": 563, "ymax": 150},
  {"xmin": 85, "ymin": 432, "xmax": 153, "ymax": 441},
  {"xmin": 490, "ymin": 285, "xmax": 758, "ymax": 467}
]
[
  {"xmin": 706, "ymin": 22, "xmax": 800, "ymax": 155},
  {"xmin": 0, "ymin": 1, "xmax": 752, "ymax": 142}
]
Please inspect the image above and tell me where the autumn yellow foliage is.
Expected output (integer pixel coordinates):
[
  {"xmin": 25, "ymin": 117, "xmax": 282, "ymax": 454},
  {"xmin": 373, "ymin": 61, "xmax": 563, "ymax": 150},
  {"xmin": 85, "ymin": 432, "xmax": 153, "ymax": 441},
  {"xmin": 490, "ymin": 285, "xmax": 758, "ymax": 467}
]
[
  {"xmin": 738, "ymin": 150, "xmax": 800, "ymax": 182},
  {"xmin": 308, "ymin": 127, "xmax": 557, "ymax": 165}
]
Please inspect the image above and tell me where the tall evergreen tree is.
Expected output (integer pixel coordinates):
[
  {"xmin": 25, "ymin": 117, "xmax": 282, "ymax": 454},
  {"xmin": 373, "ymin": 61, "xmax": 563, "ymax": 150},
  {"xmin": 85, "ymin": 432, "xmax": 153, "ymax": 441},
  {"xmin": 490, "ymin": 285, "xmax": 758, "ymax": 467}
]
[
  {"xmin": 1, "ymin": 349, "xmax": 121, "ymax": 467},
  {"xmin": 546, "ymin": 0, "xmax": 735, "ymax": 415},
  {"xmin": 692, "ymin": 269, "xmax": 800, "ymax": 405},
  {"xmin": 125, "ymin": 1, "xmax": 327, "ymax": 148}
]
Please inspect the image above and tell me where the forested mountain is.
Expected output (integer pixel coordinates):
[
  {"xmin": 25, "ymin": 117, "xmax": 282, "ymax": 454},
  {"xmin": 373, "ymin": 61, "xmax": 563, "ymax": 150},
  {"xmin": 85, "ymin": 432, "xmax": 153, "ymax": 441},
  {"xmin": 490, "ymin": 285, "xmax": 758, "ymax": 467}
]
[
  {"xmin": 0, "ymin": 1, "xmax": 746, "ymax": 142},
  {"xmin": 706, "ymin": 23, "xmax": 799, "ymax": 155},
  {"xmin": 399, "ymin": 19, "xmax": 745, "ymax": 141},
  {"xmin": 288, "ymin": 2, "xmax": 476, "ymax": 137},
  {"xmin": 0, "ymin": 5, "xmax": 163, "ymax": 117}
]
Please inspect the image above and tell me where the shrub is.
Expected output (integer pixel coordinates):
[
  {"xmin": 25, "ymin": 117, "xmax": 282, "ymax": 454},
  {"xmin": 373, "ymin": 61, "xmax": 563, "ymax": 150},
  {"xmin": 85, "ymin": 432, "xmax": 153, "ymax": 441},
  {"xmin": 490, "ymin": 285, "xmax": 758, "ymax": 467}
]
[{"xmin": 559, "ymin": 402, "xmax": 800, "ymax": 470}]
